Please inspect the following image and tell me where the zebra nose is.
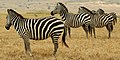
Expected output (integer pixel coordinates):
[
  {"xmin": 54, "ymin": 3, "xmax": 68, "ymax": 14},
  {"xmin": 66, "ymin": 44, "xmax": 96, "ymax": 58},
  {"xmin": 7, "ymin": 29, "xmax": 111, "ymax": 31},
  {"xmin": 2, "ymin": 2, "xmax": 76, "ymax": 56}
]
[
  {"xmin": 5, "ymin": 25, "xmax": 10, "ymax": 30},
  {"xmin": 51, "ymin": 11, "xmax": 54, "ymax": 16},
  {"xmin": 5, "ymin": 26, "xmax": 10, "ymax": 30}
]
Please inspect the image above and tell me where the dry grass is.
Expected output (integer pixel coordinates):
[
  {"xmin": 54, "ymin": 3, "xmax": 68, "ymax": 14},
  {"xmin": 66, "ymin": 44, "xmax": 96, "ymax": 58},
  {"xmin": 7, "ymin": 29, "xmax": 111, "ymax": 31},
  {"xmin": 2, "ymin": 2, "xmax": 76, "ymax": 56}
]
[{"xmin": 0, "ymin": 13, "xmax": 120, "ymax": 60}]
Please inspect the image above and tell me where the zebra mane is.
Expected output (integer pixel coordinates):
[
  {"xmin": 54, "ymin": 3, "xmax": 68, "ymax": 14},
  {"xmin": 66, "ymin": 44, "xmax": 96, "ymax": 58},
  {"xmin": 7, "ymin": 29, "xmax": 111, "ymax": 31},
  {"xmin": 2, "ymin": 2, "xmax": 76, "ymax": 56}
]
[
  {"xmin": 58, "ymin": 2, "xmax": 68, "ymax": 12},
  {"xmin": 7, "ymin": 9, "xmax": 24, "ymax": 19},
  {"xmin": 80, "ymin": 6, "xmax": 93, "ymax": 14}
]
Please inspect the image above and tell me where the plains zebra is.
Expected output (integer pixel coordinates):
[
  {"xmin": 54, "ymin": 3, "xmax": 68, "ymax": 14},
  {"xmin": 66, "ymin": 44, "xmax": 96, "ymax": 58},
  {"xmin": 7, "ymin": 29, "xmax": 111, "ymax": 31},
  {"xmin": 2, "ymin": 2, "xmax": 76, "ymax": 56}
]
[
  {"xmin": 97, "ymin": 8, "xmax": 117, "ymax": 25},
  {"xmin": 78, "ymin": 6, "xmax": 114, "ymax": 38},
  {"xmin": 51, "ymin": 2, "xmax": 91, "ymax": 38},
  {"xmin": 5, "ymin": 9, "xmax": 69, "ymax": 56}
]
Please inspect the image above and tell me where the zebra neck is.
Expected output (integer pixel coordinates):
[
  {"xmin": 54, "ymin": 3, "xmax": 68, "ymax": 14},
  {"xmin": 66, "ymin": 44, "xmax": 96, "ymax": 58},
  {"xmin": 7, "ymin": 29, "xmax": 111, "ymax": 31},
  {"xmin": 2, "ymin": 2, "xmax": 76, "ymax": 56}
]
[
  {"xmin": 12, "ymin": 17, "xmax": 24, "ymax": 31},
  {"xmin": 60, "ymin": 11, "xmax": 68, "ymax": 21}
]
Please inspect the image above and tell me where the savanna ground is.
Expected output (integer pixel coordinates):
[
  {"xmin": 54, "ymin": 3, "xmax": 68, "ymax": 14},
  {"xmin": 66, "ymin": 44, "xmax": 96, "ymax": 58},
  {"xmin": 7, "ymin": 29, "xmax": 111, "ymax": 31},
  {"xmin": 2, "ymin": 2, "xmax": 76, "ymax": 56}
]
[{"xmin": 0, "ymin": 12, "xmax": 120, "ymax": 60}]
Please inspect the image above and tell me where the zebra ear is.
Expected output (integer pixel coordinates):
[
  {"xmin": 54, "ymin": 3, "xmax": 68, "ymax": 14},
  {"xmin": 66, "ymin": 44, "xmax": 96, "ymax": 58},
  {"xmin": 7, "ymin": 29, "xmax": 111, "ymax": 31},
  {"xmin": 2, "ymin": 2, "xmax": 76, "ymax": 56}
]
[
  {"xmin": 7, "ymin": 9, "xmax": 10, "ymax": 12},
  {"xmin": 57, "ymin": 2, "xmax": 60, "ymax": 6},
  {"xmin": 79, "ymin": 7, "xmax": 80, "ymax": 10},
  {"xmin": 7, "ymin": 9, "xmax": 13, "ymax": 13}
]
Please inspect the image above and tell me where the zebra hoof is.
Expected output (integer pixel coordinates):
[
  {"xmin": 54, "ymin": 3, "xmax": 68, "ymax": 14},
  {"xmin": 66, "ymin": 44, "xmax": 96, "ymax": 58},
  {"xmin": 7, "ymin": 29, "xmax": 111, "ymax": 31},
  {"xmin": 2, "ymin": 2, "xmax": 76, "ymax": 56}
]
[
  {"xmin": 29, "ymin": 54, "xmax": 33, "ymax": 57},
  {"xmin": 26, "ymin": 52, "xmax": 33, "ymax": 57},
  {"xmin": 108, "ymin": 37, "xmax": 111, "ymax": 39},
  {"xmin": 53, "ymin": 52, "xmax": 57, "ymax": 56},
  {"xmin": 94, "ymin": 37, "xmax": 96, "ymax": 38}
]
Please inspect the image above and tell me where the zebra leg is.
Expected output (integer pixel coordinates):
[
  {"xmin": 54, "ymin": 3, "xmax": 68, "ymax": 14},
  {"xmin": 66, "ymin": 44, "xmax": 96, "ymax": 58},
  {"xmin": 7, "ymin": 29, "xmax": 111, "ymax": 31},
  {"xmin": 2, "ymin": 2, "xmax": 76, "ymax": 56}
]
[
  {"xmin": 68, "ymin": 27, "xmax": 71, "ymax": 38},
  {"xmin": 18, "ymin": 30, "xmax": 32, "ymax": 56},
  {"xmin": 82, "ymin": 25, "xmax": 88, "ymax": 38},
  {"xmin": 90, "ymin": 29, "xmax": 92, "ymax": 37},
  {"xmin": 92, "ymin": 27, "xmax": 96, "ymax": 38},
  {"xmin": 51, "ymin": 34, "xmax": 59, "ymax": 56},
  {"xmin": 23, "ymin": 37, "xmax": 32, "ymax": 56},
  {"xmin": 106, "ymin": 25, "xmax": 111, "ymax": 38},
  {"xmin": 62, "ymin": 27, "xmax": 69, "ymax": 47},
  {"xmin": 88, "ymin": 25, "xmax": 93, "ymax": 37},
  {"xmin": 106, "ymin": 24, "xmax": 113, "ymax": 38},
  {"xmin": 64, "ymin": 26, "xmax": 68, "ymax": 38}
]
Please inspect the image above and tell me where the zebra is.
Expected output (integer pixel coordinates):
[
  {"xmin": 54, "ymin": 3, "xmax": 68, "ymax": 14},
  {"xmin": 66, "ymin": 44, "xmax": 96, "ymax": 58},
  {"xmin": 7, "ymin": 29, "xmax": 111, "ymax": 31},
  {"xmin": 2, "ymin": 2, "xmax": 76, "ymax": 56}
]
[
  {"xmin": 97, "ymin": 8, "xmax": 117, "ymax": 25},
  {"xmin": 78, "ymin": 6, "xmax": 114, "ymax": 38},
  {"xmin": 51, "ymin": 2, "xmax": 91, "ymax": 38},
  {"xmin": 5, "ymin": 9, "xmax": 69, "ymax": 56}
]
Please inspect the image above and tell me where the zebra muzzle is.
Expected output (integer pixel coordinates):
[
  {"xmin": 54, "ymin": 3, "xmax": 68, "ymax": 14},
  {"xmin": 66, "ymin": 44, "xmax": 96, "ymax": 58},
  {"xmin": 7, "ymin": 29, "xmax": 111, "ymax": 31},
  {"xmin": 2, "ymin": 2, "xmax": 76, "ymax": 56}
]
[
  {"xmin": 5, "ymin": 26, "xmax": 10, "ymax": 30},
  {"xmin": 5, "ymin": 24, "xmax": 11, "ymax": 30}
]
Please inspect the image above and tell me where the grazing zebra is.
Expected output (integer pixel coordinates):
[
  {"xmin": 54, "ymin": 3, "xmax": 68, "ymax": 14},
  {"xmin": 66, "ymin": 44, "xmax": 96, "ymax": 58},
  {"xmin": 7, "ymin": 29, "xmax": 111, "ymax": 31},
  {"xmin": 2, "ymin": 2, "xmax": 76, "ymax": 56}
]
[
  {"xmin": 5, "ymin": 9, "xmax": 69, "ymax": 56},
  {"xmin": 97, "ymin": 8, "xmax": 117, "ymax": 25},
  {"xmin": 51, "ymin": 2, "xmax": 91, "ymax": 38},
  {"xmin": 78, "ymin": 6, "xmax": 114, "ymax": 38}
]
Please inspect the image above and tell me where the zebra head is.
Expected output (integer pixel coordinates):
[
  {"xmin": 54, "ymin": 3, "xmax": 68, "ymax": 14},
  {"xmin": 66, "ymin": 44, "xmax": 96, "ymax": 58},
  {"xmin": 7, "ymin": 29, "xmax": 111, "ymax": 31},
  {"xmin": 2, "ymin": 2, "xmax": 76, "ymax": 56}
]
[
  {"xmin": 78, "ymin": 6, "xmax": 86, "ymax": 13},
  {"xmin": 5, "ymin": 9, "xmax": 13, "ymax": 30},
  {"xmin": 97, "ymin": 8, "xmax": 105, "ymax": 15},
  {"xmin": 5, "ymin": 9, "xmax": 24, "ymax": 30},
  {"xmin": 51, "ymin": 2, "xmax": 68, "ymax": 16}
]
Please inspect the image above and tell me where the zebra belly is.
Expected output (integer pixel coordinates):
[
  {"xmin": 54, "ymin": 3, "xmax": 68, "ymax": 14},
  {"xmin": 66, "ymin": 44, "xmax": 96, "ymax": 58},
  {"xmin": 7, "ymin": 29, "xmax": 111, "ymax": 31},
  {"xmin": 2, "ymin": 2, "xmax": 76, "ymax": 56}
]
[
  {"xmin": 30, "ymin": 34, "xmax": 49, "ymax": 40},
  {"xmin": 95, "ymin": 25, "xmax": 105, "ymax": 28},
  {"xmin": 68, "ymin": 22, "xmax": 82, "ymax": 28},
  {"xmin": 95, "ymin": 23, "xmax": 107, "ymax": 28},
  {"xmin": 30, "ymin": 38, "xmax": 48, "ymax": 40},
  {"xmin": 70, "ymin": 25, "xmax": 81, "ymax": 28}
]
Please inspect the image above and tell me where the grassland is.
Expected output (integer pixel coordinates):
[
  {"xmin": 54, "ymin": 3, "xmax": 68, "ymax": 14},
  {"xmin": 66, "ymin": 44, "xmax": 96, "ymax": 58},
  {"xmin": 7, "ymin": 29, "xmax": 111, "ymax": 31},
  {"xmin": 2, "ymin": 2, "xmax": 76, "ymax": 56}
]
[{"xmin": 0, "ymin": 12, "xmax": 120, "ymax": 60}]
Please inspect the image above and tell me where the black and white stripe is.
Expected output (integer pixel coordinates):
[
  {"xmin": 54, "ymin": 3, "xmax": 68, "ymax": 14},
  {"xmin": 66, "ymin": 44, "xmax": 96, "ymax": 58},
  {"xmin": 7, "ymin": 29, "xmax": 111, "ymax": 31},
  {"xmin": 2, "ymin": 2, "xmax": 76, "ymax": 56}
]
[
  {"xmin": 97, "ymin": 8, "xmax": 117, "ymax": 25},
  {"xmin": 78, "ymin": 7, "xmax": 114, "ymax": 38},
  {"xmin": 5, "ymin": 9, "xmax": 69, "ymax": 56},
  {"xmin": 51, "ymin": 2, "xmax": 91, "ymax": 38}
]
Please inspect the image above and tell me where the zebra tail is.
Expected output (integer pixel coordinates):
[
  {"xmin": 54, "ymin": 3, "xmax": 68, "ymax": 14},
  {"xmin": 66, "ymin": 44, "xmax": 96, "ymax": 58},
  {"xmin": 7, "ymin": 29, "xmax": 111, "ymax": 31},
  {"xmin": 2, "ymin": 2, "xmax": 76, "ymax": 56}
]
[{"xmin": 62, "ymin": 27, "xmax": 69, "ymax": 48}]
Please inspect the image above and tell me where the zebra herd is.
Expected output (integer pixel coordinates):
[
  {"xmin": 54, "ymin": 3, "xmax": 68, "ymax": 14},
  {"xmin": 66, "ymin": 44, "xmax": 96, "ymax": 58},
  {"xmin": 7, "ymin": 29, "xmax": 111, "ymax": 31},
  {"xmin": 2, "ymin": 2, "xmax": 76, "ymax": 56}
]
[
  {"xmin": 5, "ymin": 2, "xmax": 117, "ymax": 56},
  {"xmin": 51, "ymin": 2, "xmax": 91, "ymax": 38},
  {"xmin": 78, "ymin": 6, "xmax": 116, "ymax": 38},
  {"xmin": 51, "ymin": 2, "xmax": 117, "ymax": 39}
]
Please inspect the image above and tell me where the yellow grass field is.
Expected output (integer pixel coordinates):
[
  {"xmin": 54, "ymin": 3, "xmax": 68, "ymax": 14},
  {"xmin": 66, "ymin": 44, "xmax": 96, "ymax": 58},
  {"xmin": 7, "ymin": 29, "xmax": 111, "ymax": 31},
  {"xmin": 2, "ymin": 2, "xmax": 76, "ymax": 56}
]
[{"xmin": 0, "ymin": 12, "xmax": 120, "ymax": 60}]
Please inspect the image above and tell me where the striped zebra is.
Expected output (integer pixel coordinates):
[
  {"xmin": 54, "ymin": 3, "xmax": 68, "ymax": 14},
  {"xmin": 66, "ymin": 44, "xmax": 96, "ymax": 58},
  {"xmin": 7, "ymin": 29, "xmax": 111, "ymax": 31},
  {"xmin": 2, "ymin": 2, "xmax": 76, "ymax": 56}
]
[
  {"xmin": 97, "ymin": 8, "xmax": 117, "ymax": 25},
  {"xmin": 51, "ymin": 2, "xmax": 91, "ymax": 38},
  {"xmin": 78, "ymin": 6, "xmax": 114, "ymax": 38},
  {"xmin": 5, "ymin": 9, "xmax": 69, "ymax": 56}
]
